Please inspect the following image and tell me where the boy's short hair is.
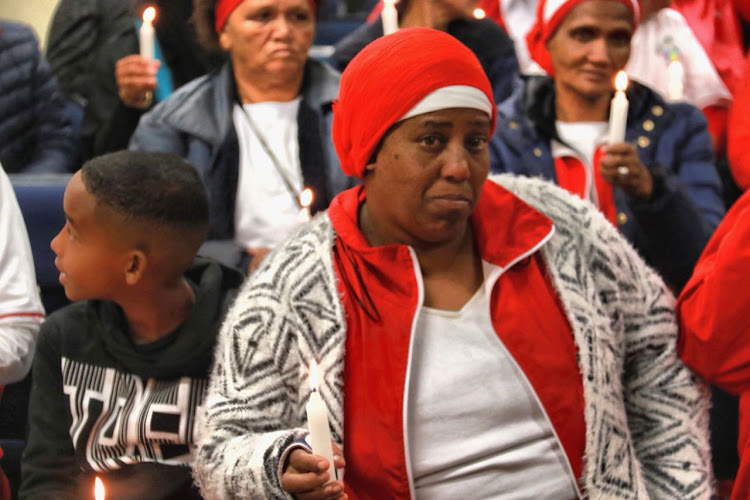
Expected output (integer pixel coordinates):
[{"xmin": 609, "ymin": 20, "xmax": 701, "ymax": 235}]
[{"xmin": 81, "ymin": 151, "xmax": 209, "ymax": 246}]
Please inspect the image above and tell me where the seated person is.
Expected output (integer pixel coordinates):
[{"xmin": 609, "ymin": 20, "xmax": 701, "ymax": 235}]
[
  {"xmin": 0, "ymin": 21, "xmax": 75, "ymax": 174},
  {"xmin": 130, "ymin": 0, "xmax": 355, "ymax": 272},
  {"xmin": 332, "ymin": 0, "xmax": 520, "ymax": 105},
  {"xmin": 0, "ymin": 163, "xmax": 45, "ymax": 385},
  {"xmin": 46, "ymin": 0, "xmax": 222, "ymax": 160},
  {"xmin": 491, "ymin": 0, "xmax": 725, "ymax": 291},
  {"xmin": 678, "ymin": 188, "xmax": 750, "ymax": 500},
  {"xmin": 193, "ymin": 28, "xmax": 712, "ymax": 499},
  {"xmin": 625, "ymin": 0, "xmax": 732, "ymax": 153},
  {"xmin": 19, "ymin": 151, "xmax": 243, "ymax": 499}
]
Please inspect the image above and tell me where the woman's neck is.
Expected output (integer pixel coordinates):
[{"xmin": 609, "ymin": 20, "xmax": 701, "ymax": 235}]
[
  {"xmin": 554, "ymin": 82, "xmax": 611, "ymax": 123},
  {"xmin": 233, "ymin": 65, "xmax": 304, "ymax": 104},
  {"xmin": 399, "ymin": 0, "xmax": 453, "ymax": 31}
]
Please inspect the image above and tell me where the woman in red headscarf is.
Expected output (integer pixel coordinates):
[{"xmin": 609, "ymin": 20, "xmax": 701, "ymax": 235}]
[
  {"xmin": 194, "ymin": 27, "xmax": 712, "ymax": 500},
  {"xmin": 130, "ymin": 0, "xmax": 355, "ymax": 273},
  {"xmin": 491, "ymin": 0, "xmax": 725, "ymax": 293}
]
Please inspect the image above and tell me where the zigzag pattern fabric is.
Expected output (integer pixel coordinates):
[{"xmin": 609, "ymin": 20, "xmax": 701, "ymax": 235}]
[{"xmin": 194, "ymin": 174, "xmax": 712, "ymax": 499}]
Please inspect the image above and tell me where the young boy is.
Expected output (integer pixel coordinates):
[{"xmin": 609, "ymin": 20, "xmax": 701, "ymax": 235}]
[{"xmin": 20, "ymin": 151, "xmax": 243, "ymax": 499}]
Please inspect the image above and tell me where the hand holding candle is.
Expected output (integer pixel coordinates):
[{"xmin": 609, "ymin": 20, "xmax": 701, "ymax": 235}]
[
  {"xmin": 140, "ymin": 7, "xmax": 156, "ymax": 61},
  {"xmin": 306, "ymin": 360, "xmax": 337, "ymax": 483},
  {"xmin": 608, "ymin": 70, "xmax": 629, "ymax": 145},
  {"xmin": 381, "ymin": 0, "xmax": 399, "ymax": 36}
]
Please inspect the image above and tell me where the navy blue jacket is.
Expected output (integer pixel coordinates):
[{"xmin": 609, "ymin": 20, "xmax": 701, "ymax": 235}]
[
  {"xmin": 0, "ymin": 21, "xmax": 74, "ymax": 174},
  {"xmin": 491, "ymin": 75, "xmax": 725, "ymax": 290},
  {"xmin": 130, "ymin": 60, "xmax": 354, "ymax": 243}
]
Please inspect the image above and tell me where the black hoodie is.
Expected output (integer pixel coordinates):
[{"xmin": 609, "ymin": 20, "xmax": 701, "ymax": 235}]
[{"xmin": 20, "ymin": 258, "xmax": 242, "ymax": 499}]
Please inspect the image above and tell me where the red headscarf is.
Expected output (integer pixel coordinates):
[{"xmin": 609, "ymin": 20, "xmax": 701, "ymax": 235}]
[
  {"xmin": 526, "ymin": 0, "xmax": 640, "ymax": 75},
  {"xmin": 215, "ymin": 0, "xmax": 316, "ymax": 33},
  {"xmin": 332, "ymin": 27, "xmax": 496, "ymax": 179}
]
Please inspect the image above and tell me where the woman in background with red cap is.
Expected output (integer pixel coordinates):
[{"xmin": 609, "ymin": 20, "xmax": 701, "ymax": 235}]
[
  {"xmin": 130, "ymin": 0, "xmax": 354, "ymax": 273},
  {"xmin": 194, "ymin": 27, "xmax": 711, "ymax": 500},
  {"xmin": 491, "ymin": 0, "xmax": 724, "ymax": 292}
]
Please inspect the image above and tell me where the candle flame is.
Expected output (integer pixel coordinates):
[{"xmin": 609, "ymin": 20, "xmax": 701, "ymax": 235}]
[
  {"xmin": 94, "ymin": 477, "xmax": 105, "ymax": 500},
  {"xmin": 143, "ymin": 6, "xmax": 156, "ymax": 23},
  {"xmin": 299, "ymin": 188, "xmax": 314, "ymax": 208},
  {"xmin": 614, "ymin": 71, "xmax": 628, "ymax": 92},
  {"xmin": 473, "ymin": 8, "xmax": 486, "ymax": 18},
  {"xmin": 309, "ymin": 360, "xmax": 319, "ymax": 392},
  {"xmin": 383, "ymin": 0, "xmax": 396, "ymax": 6}
]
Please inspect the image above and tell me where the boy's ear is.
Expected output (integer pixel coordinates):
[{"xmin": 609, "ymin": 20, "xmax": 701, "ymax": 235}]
[{"xmin": 124, "ymin": 250, "xmax": 148, "ymax": 286}]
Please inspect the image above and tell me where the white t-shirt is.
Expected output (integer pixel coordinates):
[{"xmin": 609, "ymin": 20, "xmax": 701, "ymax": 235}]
[
  {"xmin": 0, "ymin": 164, "xmax": 44, "ymax": 384},
  {"xmin": 407, "ymin": 260, "xmax": 579, "ymax": 499},
  {"xmin": 626, "ymin": 8, "xmax": 731, "ymax": 108},
  {"xmin": 232, "ymin": 98, "xmax": 304, "ymax": 249},
  {"xmin": 553, "ymin": 121, "xmax": 608, "ymax": 206}
]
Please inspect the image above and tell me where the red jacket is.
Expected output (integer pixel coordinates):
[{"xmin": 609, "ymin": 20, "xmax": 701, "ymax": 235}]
[
  {"xmin": 678, "ymin": 189, "xmax": 750, "ymax": 500},
  {"xmin": 328, "ymin": 181, "xmax": 585, "ymax": 497}
]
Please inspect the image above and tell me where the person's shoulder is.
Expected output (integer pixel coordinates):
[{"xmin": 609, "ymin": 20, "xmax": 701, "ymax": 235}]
[
  {"xmin": 40, "ymin": 301, "xmax": 97, "ymax": 341},
  {"xmin": 331, "ymin": 21, "xmax": 381, "ymax": 70},
  {"xmin": 303, "ymin": 58, "xmax": 340, "ymax": 106},
  {"xmin": 0, "ymin": 20, "xmax": 37, "ymax": 42},
  {"xmin": 489, "ymin": 173, "xmax": 616, "ymax": 236}
]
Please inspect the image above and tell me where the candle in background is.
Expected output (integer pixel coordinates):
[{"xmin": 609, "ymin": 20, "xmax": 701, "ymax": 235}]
[
  {"xmin": 297, "ymin": 188, "xmax": 313, "ymax": 223},
  {"xmin": 382, "ymin": 0, "xmax": 399, "ymax": 35},
  {"xmin": 473, "ymin": 8, "xmax": 486, "ymax": 19},
  {"xmin": 94, "ymin": 477, "xmax": 105, "ymax": 500},
  {"xmin": 306, "ymin": 360, "xmax": 337, "ymax": 483},
  {"xmin": 667, "ymin": 54, "xmax": 684, "ymax": 101},
  {"xmin": 140, "ymin": 7, "xmax": 156, "ymax": 60},
  {"xmin": 608, "ymin": 70, "xmax": 629, "ymax": 145}
]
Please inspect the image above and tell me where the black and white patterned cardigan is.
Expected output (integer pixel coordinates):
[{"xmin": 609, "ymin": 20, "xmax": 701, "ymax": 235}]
[{"xmin": 194, "ymin": 174, "xmax": 713, "ymax": 499}]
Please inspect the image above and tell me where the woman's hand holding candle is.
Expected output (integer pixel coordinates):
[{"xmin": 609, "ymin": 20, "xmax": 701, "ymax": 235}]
[
  {"xmin": 114, "ymin": 55, "xmax": 159, "ymax": 108},
  {"xmin": 281, "ymin": 443, "xmax": 347, "ymax": 500},
  {"xmin": 600, "ymin": 143, "xmax": 653, "ymax": 200}
]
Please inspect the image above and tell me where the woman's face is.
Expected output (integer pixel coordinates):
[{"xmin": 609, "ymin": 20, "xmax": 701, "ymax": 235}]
[
  {"xmin": 361, "ymin": 107, "xmax": 491, "ymax": 248},
  {"xmin": 219, "ymin": 0, "xmax": 315, "ymax": 79},
  {"xmin": 546, "ymin": 0, "xmax": 634, "ymax": 102}
]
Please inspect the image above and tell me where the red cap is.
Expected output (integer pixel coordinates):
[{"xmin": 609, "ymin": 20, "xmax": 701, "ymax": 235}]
[
  {"xmin": 332, "ymin": 27, "xmax": 496, "ymax": 179},
  {"xmin": 526, "ymin": 0, "xmax": 640, "ymax": 75},
  {"xmin": 215, "ymin": 0, "xmax": 317, "ymax": 33}
]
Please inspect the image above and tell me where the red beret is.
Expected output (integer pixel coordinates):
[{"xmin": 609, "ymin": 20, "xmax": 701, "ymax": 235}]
[
  {"xmin": 332, "ymin": 27, "xmax": 496, "ymax": 179},
  {"xmin": 215, "ymin": 0, "xmax": 317, "ymax": 33}
]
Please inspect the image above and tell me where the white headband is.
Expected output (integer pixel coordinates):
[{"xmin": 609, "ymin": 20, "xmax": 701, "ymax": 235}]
[{"xmin": 400, "ymin": 85, "xmax": 493, "ymax": 122}]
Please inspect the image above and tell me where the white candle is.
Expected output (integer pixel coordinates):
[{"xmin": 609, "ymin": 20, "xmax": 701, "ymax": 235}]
[
  {"xmin": 297, "ymin": 188, "xmax": 313, "ymax": 223},
  {"xmin": 140, "ymin": 7, "xmax": 156, "ymax": 60},
  {"xmin": 473, "ymin": 8, "xmax": 486, "ymax": 19},
  {"xmin": 667, "ymin": 58, "xmax": 684, "ymax": 101},
  {"xmin": 94, "ymin": 477, "xmax": 105, "ymax": 500},
  {"xmin": 306, "ymin": 360, "xmax": 337, "ymax": 483},
  {"xmin": 381, "ymin": 0, "xmax": 399, "ymax": 36},
  {"xmin": 608, "ymin": 70, "xmax": 629, "ymax": 145}
]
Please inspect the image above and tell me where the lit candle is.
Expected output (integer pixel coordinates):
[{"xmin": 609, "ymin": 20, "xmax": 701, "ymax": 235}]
[
  {"xmin": 608, "ymin": 70, "xmax": 629, "ymax": 145},
  {"xmin": 667, "ymin": 55, "xmax": 684, "ymax": 101},
  {"xmin": 381, "ymin": 0, "xmax": 399, "ymax": 36},
  {"xmin": 94, "ymin": 477, "xmax": 105, "ymax": 500},
  {"xmin": 306, "ymin": 360, "xmax": 336, "ymax": 483},
  {"xmin": 297, "ymin": 188, "xmax": 313, "ymax": 223},
  {"xmin": 140, "ymin": 7, "xmax": 156, "ymax": 60},
  {"xmin": 473, "ymin": 8, "xmax": 486, "ymax": 19}
]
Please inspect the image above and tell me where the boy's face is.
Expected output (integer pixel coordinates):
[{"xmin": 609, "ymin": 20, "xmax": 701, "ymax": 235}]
[{"xmin": 51, "ymin": 172, "xmax": 132, "ymax": 302}]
